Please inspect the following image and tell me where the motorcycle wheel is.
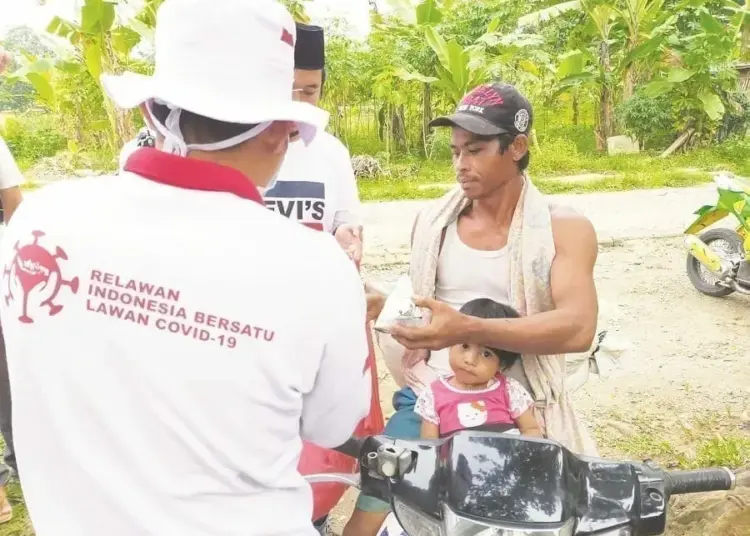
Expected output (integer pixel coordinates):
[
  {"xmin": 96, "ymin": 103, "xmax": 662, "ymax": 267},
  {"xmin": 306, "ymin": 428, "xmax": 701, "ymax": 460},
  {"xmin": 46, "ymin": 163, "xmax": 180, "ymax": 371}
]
[{"xmin": 686, "ymin": 228, "xmax": 745, "ymax": 297}]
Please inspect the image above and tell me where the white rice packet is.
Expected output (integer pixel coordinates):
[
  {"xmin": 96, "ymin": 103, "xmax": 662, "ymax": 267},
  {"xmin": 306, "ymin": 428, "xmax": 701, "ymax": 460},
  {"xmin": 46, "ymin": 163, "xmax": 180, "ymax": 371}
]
[{"xmin": 373, "ymin": 275, "xmax": 423, "ymax": 333}]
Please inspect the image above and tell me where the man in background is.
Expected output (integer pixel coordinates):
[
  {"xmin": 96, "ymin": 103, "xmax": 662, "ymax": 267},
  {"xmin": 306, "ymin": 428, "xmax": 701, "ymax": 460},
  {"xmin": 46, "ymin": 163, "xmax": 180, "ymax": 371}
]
[
  {"xmin": 280, "ymin": 23, "xmax": 383, "ymax": 534},
  {"xmin": 266, "ymin": 22, "xmax": 364, "ymax": 262},
  {"xmin": 117, "ymin": 23, "xmax": 363, "ymax": 262}
]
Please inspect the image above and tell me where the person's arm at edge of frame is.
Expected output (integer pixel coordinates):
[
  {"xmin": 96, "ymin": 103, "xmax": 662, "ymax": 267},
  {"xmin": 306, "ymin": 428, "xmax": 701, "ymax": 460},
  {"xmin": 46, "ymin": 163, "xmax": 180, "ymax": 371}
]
[
  {"xmin": 464, "ymin": 212, "xmax": 599, "ymax": 355},
  {"xmin": 0, "ymin": 138, "xmax": 24, "ymax": 224},
  {"xmin": 332, "ymin": 139, "xmax": 364, "ymax": 264},
  {"xmin": 0, "ymin": 48, "xmax": 24, "ymax": 223}
]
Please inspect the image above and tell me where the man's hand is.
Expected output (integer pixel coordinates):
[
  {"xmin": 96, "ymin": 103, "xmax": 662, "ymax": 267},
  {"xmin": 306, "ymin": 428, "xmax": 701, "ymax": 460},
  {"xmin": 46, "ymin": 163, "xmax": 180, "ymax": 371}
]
[
  {"xmin": 389, "ymin": 297, "xmax": 473, "ymax": 351},
  {"xmin": 0, "ymin": 186, "xmax": 22, "ymax": 223},
  {"xmin": 335, "ymin": 224, "xmax": 363, "ymax": 264},
  {"xmin": 0, "ymin": 47, "xmax": 11, "ymax": 75},
  {"xmin": 364, "ymin": 282, "xmax": 385, "ymax": 323}
]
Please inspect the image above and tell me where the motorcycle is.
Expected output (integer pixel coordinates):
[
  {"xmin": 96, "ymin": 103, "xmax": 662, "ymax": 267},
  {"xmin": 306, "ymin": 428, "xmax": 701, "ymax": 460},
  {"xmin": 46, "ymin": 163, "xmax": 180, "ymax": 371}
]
[
  {"xmin": 309, "ymin": 431, "xmax": 736, "ymax": 536},
  {"xmin": 684, "ymin": 172, "xmax": 750, "ymax": 297}
]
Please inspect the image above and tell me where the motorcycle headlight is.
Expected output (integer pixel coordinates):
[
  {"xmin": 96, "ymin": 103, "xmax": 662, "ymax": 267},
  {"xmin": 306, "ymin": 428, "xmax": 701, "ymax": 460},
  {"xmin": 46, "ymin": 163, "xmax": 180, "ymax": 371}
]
[
  {"xmin": 390, "ymin": 500, "xmax": 632, "ymax": 536},
  {"xmin": 392, "ymin": 498, "xmax": 446, "ymax": 536},
  {"xmin": 443, "ymin": 505, "xmax": 576, "ymax": 536}
]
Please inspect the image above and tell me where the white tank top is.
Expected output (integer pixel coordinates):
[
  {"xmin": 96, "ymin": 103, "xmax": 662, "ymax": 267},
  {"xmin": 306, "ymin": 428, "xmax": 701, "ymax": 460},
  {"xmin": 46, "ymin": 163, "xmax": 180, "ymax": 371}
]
[{"xmin": 430, "ymin": 220, "xmax": 511, "ymax": 375}]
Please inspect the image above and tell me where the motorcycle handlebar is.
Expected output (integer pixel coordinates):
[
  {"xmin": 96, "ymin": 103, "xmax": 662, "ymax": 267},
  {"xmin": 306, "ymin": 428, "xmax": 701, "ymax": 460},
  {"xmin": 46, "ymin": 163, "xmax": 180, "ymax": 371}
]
[
  {"xmin": 334, "ymin": 436, "xmax": 738, "ymax": 499},
  {"xmin": 333, "ymin": 436, "xmax": 364, "ymax": 459},
  {"xmin": 664, "ymin": 467, "xmax": 736, "ymax": 495}
]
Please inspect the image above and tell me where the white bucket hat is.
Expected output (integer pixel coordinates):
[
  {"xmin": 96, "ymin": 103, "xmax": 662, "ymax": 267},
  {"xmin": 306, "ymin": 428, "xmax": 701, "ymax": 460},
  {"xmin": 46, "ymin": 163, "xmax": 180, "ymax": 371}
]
[{"xmin": 101, "ymin": 0, "xmax": 328, "ymax": 152}]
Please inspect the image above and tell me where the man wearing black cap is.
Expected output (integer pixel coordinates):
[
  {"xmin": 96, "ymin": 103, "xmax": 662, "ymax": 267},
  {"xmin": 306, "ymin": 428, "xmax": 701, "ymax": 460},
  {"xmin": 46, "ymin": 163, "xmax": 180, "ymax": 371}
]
[
  {"xmin": 351, "ymin": 83, "xmax": 599, "ymax": 536},
  {"xmin": 265, "ymin": 22, "xmax": 363, "ymax": 262}
]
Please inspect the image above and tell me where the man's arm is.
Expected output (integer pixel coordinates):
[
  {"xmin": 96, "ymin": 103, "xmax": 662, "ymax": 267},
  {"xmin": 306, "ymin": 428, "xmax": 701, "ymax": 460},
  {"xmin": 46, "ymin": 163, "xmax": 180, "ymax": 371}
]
[
  {"xmin": 332, "ymin": 141, "xmax": 365, "ymax": 262},
  {"xmin": 300, "ymin": 252, "xmax": 371, "ymax": 448},
  {"xmin": 331, "ymin": 142, "xmax": 361, "ymax": 232},
  {"xmin": 391, "ymin": 211, "xmax": 598, "ymax": 355},
  {"xmin": 0, "ymin": 138, "xmax": 24, "ymax": 223},
  {"xmin": 467, "ymin": 212, "xmax": 598, "ymax": 354}
]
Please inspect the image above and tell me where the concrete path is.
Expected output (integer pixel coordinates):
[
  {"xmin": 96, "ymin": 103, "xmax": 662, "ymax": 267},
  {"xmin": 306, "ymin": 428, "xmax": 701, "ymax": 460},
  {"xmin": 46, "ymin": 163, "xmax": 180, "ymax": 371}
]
[{"xmin": 361, "ymin": 184, "xmax": 733, "ymax": 265}]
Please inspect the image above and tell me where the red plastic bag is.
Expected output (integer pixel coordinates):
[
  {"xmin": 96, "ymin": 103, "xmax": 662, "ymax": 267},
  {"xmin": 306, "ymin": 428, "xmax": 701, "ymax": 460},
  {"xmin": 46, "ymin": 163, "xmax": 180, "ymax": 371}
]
[{"xmin": 298, "ymin": 324, "xmax": 385, "ymax": 521}]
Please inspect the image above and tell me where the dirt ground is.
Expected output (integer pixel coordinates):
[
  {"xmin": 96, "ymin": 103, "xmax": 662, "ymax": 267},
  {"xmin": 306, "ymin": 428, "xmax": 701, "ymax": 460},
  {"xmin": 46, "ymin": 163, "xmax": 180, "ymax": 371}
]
[{"xmin": 326, "ymin": 235, "xmax": 750, "ymax": 535}]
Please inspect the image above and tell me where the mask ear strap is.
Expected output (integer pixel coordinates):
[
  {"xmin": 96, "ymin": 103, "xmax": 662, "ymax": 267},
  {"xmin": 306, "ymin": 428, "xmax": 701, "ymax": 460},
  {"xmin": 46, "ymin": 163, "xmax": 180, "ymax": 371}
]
[
  {"xmin": 145, "ymin": 99, "xmax": 272, "ymax": 156},
  {"xmin": 164, "ymin": 108, "xmax": 188, "ymax": 156},
  {"xmin": 187, "ymin": 122, "xmax": 271, "ymax": 152},
  {"xmin": 146, "ymin": 99, "xmax": 187, "ymax": 156}
]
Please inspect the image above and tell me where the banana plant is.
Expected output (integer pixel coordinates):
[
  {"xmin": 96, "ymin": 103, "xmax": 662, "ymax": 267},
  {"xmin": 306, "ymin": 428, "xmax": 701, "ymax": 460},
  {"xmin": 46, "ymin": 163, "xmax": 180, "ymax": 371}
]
[
  {"xmin": 725, "ymin": 0, "xmax": 750, "ymax": 59},
  {"xmin": 393, "ymin": 0, "xmax": 491, "ymax": 105},
  {"xmin": 642, "ymin": 6, "xmax": 738, "ymax": 124},
  {"xmin": 44, "ymin": 0, "xmax": 140, "ymax": 151},
  {"xmin": 279, "ymin": 0, "xmax": 311, "ymax": 24},
  {"xmin": 551, "ymin": 4, "xmax": 619, "ymax": 150},
  {"xmin": 520, "ymin": 0, "xmax": 676, "ymax": 103},
  {"xmin": 4, "ymin": 55, "xmax": 58, "ymax": 108}
]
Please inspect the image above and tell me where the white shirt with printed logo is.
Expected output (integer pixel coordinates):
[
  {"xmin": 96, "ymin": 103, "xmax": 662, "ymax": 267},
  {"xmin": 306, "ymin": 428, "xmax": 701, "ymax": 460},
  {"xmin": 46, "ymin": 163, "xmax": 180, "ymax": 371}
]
[
  {"xmin": 265, "ymin": 131, "xmax": 360, "ymax": 233},
  {"xmin": 0, "ymin": 149, "xmax": 370, "ymax": 536}
]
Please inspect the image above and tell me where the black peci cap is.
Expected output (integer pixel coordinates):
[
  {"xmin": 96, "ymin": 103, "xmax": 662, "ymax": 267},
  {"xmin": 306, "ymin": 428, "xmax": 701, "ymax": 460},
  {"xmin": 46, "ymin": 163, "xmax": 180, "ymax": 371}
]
[
  {"xmin": 294, "ymin": 22, "xmax": 325, "ymax": 70},
  {"xmin": 430, "ymin": 83, "xmax": 533, "ymax": 137}
]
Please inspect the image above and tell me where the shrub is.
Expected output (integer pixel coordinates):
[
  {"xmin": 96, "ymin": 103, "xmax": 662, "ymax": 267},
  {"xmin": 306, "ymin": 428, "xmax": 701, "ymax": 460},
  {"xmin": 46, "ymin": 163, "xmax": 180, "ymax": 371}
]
[
  {"xmin": 531, "ymin": 137, "xmax": 582, "ymax": 176},
  {"xmin": 617, "ymin": 92, "xmax": 674, "ymax": 150},
  {"xmin": 536, "ymin": 124, "xmax": 597, "ymax": 155},
  {"xmin": 0, "ymin": 113, "xmax": 67, "ymax": 167}
]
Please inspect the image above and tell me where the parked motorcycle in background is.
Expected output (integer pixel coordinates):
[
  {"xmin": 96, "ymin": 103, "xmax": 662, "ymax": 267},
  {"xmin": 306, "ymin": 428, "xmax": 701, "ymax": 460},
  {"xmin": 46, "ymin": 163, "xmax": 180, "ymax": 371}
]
[
  {"xmin": 312, "ymin": 432, "xmax": 736, "ymax": 536},
  {"xmin": 684, "ymin": 172, "xmax": 750, "ymax": 297}
]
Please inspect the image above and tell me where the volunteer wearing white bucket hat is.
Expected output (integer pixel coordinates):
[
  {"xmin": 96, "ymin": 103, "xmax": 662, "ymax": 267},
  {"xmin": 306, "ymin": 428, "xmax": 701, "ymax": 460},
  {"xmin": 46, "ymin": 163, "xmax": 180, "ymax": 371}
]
[{"xmin": 0, "ymin": 1, "xmax": 371, "ymax": 536}]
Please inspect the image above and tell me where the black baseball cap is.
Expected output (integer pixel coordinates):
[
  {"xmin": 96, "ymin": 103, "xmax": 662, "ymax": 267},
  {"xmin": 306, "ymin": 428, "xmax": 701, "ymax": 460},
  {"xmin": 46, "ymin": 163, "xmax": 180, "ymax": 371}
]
[{"xmin": 430, "ymin": 82, "xmax": 533, "ymax": 137}]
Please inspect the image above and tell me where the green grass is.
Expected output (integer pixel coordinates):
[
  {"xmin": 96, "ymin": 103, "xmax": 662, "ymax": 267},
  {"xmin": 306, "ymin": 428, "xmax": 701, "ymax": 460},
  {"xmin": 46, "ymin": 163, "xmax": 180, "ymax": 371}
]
[
  {"xmin": 358, "ymin": 136, "xmax": 750, "ymax": 201},
  {"xmin": 595, "ymin": 411, "xmax": 750, "ymax": 470},
  {"xmin": 0, "ymin": 437, "xmax": 32, "ymax": 536},
  {"xmin": 2, "ymin": 482, "xmax": 32, "ymax": 536},
  {"xmin": 360, "ymin": 165, "xmax": 714, "ymax": 201}
]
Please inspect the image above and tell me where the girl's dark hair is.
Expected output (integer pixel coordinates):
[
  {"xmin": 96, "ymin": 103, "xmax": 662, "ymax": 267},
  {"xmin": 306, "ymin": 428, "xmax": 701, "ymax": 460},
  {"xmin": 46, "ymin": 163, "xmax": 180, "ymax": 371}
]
[{"xmin": 459, "ymin": 298, "xmax": 521, "ymax": 370}]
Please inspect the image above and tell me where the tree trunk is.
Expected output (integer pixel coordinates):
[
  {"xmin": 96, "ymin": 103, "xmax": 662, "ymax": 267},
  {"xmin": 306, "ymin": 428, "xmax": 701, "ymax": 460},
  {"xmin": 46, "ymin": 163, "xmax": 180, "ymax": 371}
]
[
  {"xmin": 622, "ymin": 65, "xmax": 636, "ymax": 102},
  {"xmin": 596, "ymin": 86, "xmax": 614, "ymax": 152},
  {"xmin": 102, "ymin": 39, "xmax": 135, "ymax": 150},
  {"xmin": 377, "ymin": 105, "xmax": 386, "ymax": 142},
  {"xmin": 596, "ymin": 41, "xmax": 614, "ymax": 152},
  {"xmin": 572, "ymin": 92, "xmax": 579, "ymax": 126},
  {"xmin": 391, "ymin": 105, "xmax": 407, "ymax": 152},
  {"xmin": 421, "ymin": 83, "xmax": 431, "ymax": 157}
]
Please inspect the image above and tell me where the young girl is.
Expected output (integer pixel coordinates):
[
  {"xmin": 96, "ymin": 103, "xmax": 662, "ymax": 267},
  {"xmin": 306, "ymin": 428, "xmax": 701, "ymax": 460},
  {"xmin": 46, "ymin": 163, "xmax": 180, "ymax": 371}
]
[{"xmin": 414, "ymin": 298, "xmax": 543, "ymax": 439}]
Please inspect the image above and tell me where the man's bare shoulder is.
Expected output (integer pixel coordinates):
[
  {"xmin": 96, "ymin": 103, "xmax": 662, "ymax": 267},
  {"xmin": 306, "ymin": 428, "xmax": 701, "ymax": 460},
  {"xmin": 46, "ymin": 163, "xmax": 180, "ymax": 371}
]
[{"xmin": 549, "ymin": 205, "xmax": 597, "ymax": 254}]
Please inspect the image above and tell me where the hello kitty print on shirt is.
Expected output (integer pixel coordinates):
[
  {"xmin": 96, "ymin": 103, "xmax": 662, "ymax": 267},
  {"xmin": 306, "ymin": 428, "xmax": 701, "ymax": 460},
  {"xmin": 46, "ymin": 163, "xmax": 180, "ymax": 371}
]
[
  {"xmin": 457, "ymin": 400, "xmax": 489, "ymax": 428},
  {"xmin": 415, "ymin": 375, "xmax": 533, "ymax": 437}
]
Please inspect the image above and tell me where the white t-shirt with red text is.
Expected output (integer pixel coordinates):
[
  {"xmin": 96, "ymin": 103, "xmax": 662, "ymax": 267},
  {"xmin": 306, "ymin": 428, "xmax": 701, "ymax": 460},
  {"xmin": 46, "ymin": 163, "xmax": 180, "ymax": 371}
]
[
  {"xmin": 0, "ymin": 148, "xmax": 370, "ymax": 536},
  {"xmin": 265, "ymin": 131, "xmax": 360, "ymax": 233}
]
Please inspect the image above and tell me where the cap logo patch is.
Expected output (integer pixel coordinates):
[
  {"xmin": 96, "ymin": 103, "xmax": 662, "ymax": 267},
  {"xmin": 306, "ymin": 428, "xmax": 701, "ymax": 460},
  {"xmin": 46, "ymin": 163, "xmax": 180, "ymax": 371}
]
[
  {"xmin": 281, "ymin": 28, "xmax": 294, "ymax": 47},
  {"xmin": 462, "ymin": 85, "xmax": 505, "ymax": 107},
  {"xmin": 514, "ymin": 108, "xmax": 530, "ymax": 133}
]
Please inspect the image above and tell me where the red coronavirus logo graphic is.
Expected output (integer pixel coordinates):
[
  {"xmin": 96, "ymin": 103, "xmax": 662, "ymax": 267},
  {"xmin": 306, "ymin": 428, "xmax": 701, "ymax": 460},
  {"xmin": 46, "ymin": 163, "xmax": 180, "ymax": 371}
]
[{"xmin": 3, "ymin": 230, "xmax": 80, "ymax": 324}]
